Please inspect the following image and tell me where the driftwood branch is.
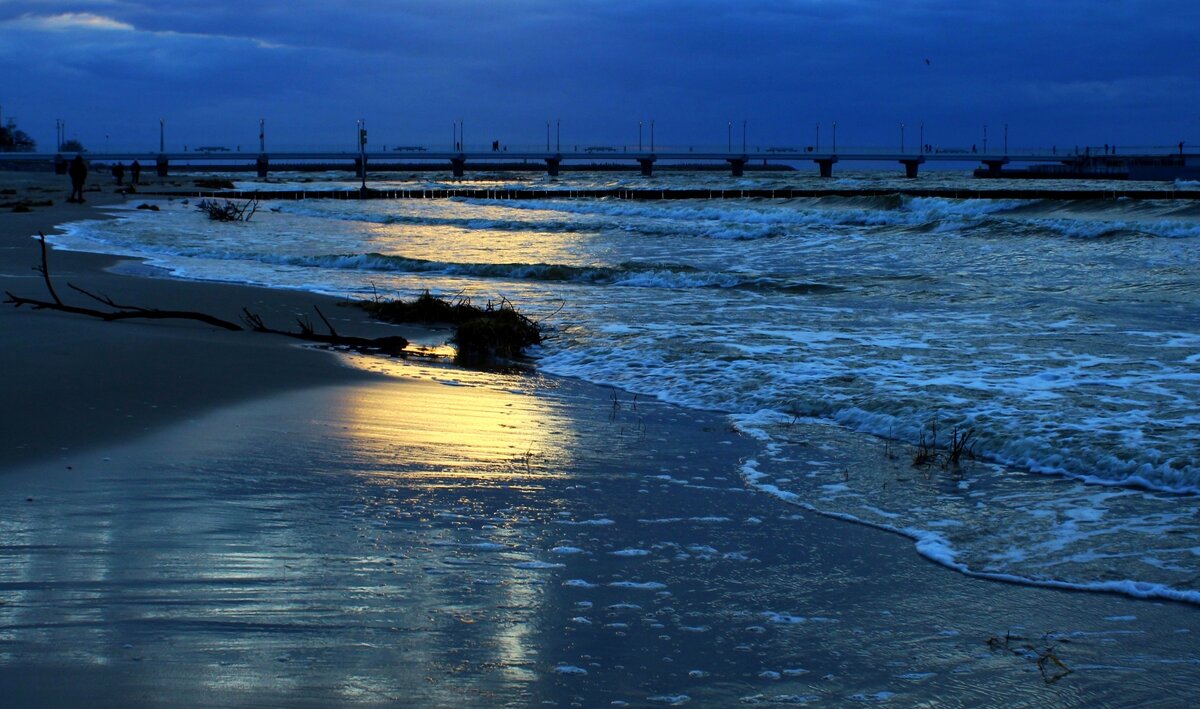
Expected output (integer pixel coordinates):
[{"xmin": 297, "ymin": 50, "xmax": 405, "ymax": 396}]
[
  {"xmin": 242, "ymin": 307, "xmax": 408, "ymax": 355},
  {"xmin": 197, "ymin": 198, "xmax": 259, "ymax": 222},
  {"xmin": 5, "ymin": 232, "xmax": 410, "ymax": 355}
]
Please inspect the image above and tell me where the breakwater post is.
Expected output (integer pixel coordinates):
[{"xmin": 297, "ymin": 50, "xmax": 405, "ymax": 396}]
[
  {"xmin": 815, "ymin": 158, "xmax": 837, "ymax": 178},
  {"xmin": 900, "ymin": 157, "xmax": 925, "ymax": 178}
]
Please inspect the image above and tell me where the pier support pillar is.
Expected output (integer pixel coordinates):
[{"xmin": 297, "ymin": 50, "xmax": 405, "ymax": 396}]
[
  {"xmin": 900, "ymin": 158, "xmax": 925, "ymax": 179},
  {"xmin": 814, "ymin": 158, "xmax": 838, "ymax": 178},
  {"xmin": 451, "ymin": 156, "xmax": 466, "ymax": 178},
  {"xmin": 982, "ymin": 159, "xmax": 1008, "ymax": 177},
  {"xmin": 354, "ymin": 156, "xmax": 368, "ymax": 179},
  {"xmin": 156, "ymin": 155, "xmax": 169, "ymax": 177},
  {"xmin": 544, "ymin": 157, "xmax": 561, "ymax": 177},
  {"xmin": 638, "ymin": 157, "xmax": 656, "ymax": 177},
  {"xmin": 256, "ymin": 154, "xmax": 269, "ymax": 178},
  {"xmin": 727, "ymin": 158, "xmax": 747, "ymax": 177},
  {"xmin": 54, "ymin": 154, "xmax": 66, "ymax": 175}
]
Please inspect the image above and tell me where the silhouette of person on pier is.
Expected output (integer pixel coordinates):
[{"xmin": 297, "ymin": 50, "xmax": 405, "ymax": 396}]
[
  {"xmin": 131, "ymin": 160, "xmax": 141, "ymax": 185},
  {"xmin": 112, "ymin": 163, "xmax": 125, "ymax": 185},
  {"xmin": 68, "ymin": 155, "xmax": 87, "ymax": 203}
]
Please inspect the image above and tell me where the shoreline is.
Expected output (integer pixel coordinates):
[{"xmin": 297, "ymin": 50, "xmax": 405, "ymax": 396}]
[
  {"xmin": 3, "ymin": 168, "xmax": 1200, "ymax": 704},
  {"xmin": 6, "ymin": 169, "xmax": 1198, "ymax": 606},
  {"xmin": 0, "ymin": 170, "xmax": 432, "ymax": 467}
]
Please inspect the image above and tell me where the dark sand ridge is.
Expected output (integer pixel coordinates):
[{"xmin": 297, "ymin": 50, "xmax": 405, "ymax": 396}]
[
  {"xmin": 0, "ymin": 170, "xmax": 435, "ymax": 467},
  {"xmin": 2, "ymin": 169, "xmax": 1200, "ymax": 706}
]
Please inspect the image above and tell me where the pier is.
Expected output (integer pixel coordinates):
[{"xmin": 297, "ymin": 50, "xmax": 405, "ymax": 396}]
[
  {"xmin": 144, "ymin": 187, "xmax": 1200, "ymax": 202},
  {"xmin": 5, "ymin": 145, "xmax": 1197, "ymax": 181}
]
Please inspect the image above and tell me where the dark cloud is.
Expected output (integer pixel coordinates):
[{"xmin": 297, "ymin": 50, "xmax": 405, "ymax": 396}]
[{"xmin": 2, "ymin": 1, "xmax": 1197, "ymax": 152}]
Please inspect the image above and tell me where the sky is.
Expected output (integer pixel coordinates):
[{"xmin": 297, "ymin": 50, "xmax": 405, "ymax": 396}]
[{"xmin": 1, "ymin": 0, "xmax": 1198, "ymax": 153}]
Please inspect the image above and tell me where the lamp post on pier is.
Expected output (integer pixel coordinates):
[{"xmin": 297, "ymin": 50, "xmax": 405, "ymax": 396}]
[
  {"xmin": 983, "ymin": 124, "xmax": 988, "ymax": 153},
  {"xmin": 727, "ymin": 121, "xmax": 731, "ymax": 152},
  {"xmin": 159, "ymin": 118, "xmax": 165, "ymax": 153},
  {"xmin": 640, "ymin": 120, "xmax": 644, "ymax": 151},
  {"xmin": 259, "ymin": 118, "xmax": 265, "ymax": 153},
  {"xmin": 357, "ymin": 118, "xmax": 367, "ymax": 190},
  {"xmin": 900, "ymin": 122, "xmax": 905, "ymax": 153},
  {"xmin": 832, "ymin": 121, "xmax": 837, "ymax": 154},
  {"xmin": 651, "ymin": 119, "xmax": 655, "ymax": 151},
  {"xmin": 919, "ymin": 122, "xmax": 924, "ymax": 154}
]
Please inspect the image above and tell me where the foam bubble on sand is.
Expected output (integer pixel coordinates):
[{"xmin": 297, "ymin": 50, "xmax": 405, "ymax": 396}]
[
  {"xmin": 609, "ymin": 581, "xmax": 668, "ymax": 590},
  {"xmin": 848, "ymin": 692, "xmax": 897, "ymax": 702},
  {"xmin": 554, "ymin": 664, "xmax": 588, "ymax": 675},
  {"xmin": 762, "ymin": 612, "xmax": 837, "ymax": 625},
  {"xmin": 551, "ymin": 546, "xmax": 585, "ymax": 555},
  {"xmin": 557, "ymin": 518, "xmax": 616, "ymax": 526},
  {"xmin": 515, "ymin": 560, "xmax": 565, "ymax": 569},
  {"xmin": 740, "ymin": 695, "xmax": 821, "ymax": 705},
  {"xmin": 610, "ymin": 548, "xmax": 651, "ymax": 557},
  {"xmin": 564, "ymin": 579, "xmax": 598, "ymax": 588},
  {"xmin": 647, "ymin": 695, "xmax": 691, "ymax": 706}
]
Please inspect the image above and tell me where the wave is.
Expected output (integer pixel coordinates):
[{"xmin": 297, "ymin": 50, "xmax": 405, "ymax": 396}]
[
  {"xmin": 279, "ymin": 194, "xmax": 1200, "ymax": 245},
  {"xmin": 737, "ymin": 458, "xmax": 1200, "ymax": 606},
  {"xmin": 249, "ymin": 251, "xmax": 843, "ymax": 293},
  {"xmin": 1026, "ymin": 217, "xmax": 1200, "ymax": 240}
]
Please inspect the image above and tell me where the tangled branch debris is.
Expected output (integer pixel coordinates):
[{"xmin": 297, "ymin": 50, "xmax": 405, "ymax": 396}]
[
  {"xmin": 4, "ymin": 232, "xmax": 408, "ymax": 356},
  {"xmin": 986, "ymin": 631, "xmax": 1074, "ymax": 684},
  {"xmin": 353, "ymin": 290, "xmax": 543, "ymax": 362},
  {"xmin": 196, "ymin": 197, "xmax": 258, "ymax": 221},
  {"xmin": 910, "ymin": 418, "xmax": 977, "ymax": 472}
]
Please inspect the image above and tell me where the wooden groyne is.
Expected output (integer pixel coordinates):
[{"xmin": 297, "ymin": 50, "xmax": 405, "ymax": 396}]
[{"xmin": 142, "ymin": 187, "xmax": 1200, "ymax": 201}]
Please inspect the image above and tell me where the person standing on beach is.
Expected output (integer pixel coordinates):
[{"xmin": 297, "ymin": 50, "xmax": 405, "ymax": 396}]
[
  {"xmin": 131, "ymin": 160, "xmax": 141, "ymax": 185},
  {"xmin": 68, "ymin": 155, "xmax": 87, "ymax": 203}
]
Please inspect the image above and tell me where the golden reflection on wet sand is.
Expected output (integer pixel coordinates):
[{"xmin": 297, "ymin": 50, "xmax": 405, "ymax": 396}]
[{"xmin": 335, "ymin": 354, "xmax": 577, "ymax": 488}]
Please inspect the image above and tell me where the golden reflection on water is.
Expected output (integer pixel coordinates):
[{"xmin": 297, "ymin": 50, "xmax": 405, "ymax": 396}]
[
  {"xmin": 335, "ymin": 354, "xmax": 576, "ymax": 490},
  {"xmin": 366, "ymin": 202, "xmax": 588, "ymax": 268}
]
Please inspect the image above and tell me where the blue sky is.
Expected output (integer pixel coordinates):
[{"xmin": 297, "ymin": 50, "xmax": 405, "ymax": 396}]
[{"xmin": 1, "ymin": 0, "xmax": 1197, "ymax": 152}]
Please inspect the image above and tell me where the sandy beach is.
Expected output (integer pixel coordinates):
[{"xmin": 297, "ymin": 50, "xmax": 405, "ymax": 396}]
[
  {"xmin": 3, "ymin": 168, "xmax": 1200, "ymax": 707},
  {"xmin": 0, "ymin": 170, "xmax": 427, "ymax": 466}
]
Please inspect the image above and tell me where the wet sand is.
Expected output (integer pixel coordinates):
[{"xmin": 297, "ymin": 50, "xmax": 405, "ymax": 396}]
[
  {"xmin": 0, "ymin": 170, "xmax": 426, "ymax": 466},
  {"xmin": 2, "ymin": 169, "xmax": 1199, "ymax": 707}
]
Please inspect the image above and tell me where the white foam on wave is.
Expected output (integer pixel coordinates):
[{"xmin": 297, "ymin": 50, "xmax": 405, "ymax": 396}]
[{"xmin": 738, "ymin": 456, "xmax": 1200, "ymax": 606}]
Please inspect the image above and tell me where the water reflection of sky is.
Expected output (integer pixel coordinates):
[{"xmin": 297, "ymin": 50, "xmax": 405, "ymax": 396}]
[
  {"xmin": 3, "ymin": 360, "xmax": 1200, "ymax": 704},
  {"xmin": 0, "ymin": 360, "xmax": 583, "ymax": 704}
]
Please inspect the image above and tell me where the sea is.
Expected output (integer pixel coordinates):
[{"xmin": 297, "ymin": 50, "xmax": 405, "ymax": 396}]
[{"xmin": 47, "ymin": 168, "xmax": 1200, "ymax": 605}]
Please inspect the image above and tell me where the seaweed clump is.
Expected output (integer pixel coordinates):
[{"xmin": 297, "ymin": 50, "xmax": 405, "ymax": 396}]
[{"xmin": 356, "ymin": 291, "xmax": 542, "ymax": 362}]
